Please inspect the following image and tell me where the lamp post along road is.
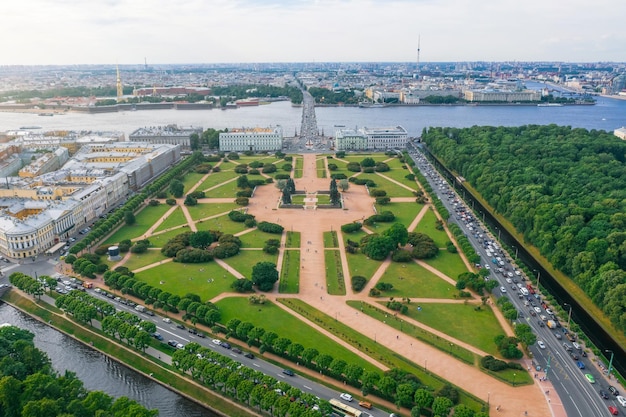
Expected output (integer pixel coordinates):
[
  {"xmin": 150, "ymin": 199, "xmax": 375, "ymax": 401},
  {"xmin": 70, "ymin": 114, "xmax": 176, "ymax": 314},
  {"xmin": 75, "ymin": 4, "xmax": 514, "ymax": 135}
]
[
  {"xmin": 606, "ymin": 350, "xmax": 614, "ymax": 378},
  {"xmin": 564, "ymin": 303, "xmax": 573, "ymax": 329}
]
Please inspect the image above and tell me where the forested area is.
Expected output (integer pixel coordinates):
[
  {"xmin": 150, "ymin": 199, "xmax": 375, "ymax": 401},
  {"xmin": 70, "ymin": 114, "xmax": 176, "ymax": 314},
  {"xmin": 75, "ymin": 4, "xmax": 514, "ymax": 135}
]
[
  {"xmin": 422, "ymin": 125, "xmax": 626, "ymax": 334},
  {"xmin": 210, "ymin": 84, "xmax": 303, "ymax": 104},
  {"xmin": 0, "ymin": 325, "xmax": 157, "ymax": 417}
]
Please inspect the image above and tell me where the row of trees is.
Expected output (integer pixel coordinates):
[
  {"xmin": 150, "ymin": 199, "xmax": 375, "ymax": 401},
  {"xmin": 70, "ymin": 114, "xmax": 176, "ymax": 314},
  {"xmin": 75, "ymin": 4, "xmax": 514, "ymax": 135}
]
[
  {"xmin": 101, "ymin": 310, "xmax": 157, "ymax": 352},
  {"xmin": 423, "ymin": 125, "xmax": 626, "ymax": 333},
  {"xmin": 0, "ymin": 325, "xmax": 158, "ymax": 417}
]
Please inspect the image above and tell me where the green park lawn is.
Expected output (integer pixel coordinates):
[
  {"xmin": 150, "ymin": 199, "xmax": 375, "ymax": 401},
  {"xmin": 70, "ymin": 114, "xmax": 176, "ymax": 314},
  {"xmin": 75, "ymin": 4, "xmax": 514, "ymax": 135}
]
[
  {"xmin": 221, "ymin": 250, "xmax": 278, "ymax": 280},
  {"xmin": 343, "ymin": 154, "xmax": 389, "ymax": 163},
  {"xmin": 154, "ymin": 207, "xmax": 188, "ymax": 232},
  {"xmin": 413, "ymin": 207, "xmax": 449, "ymax": 246},
  {"xmin": 369, "ymin": 203, "xmax": 421, "ymax": 232},
  {"xmin": 378, "ymin": 261, "xmax": 458, "ymax": 299},
  {"xmin": 123, "ymin": 250, "xmax": 168, "ymax": 272},
  {"xmin": 237, "ymin": 229, "xmax": 280, "ymax": 248},
  {"xmin": 197, "ymin": 171, "xmax": 239, "ymax": 192},
  {"xmin": 181, "ymin": 172, "xmax": 206, "ymax": 193},
  {"xmin": 195, "ymin": 213, "xmax": 251, "ymax": 235},
  {"xmin": 103, "ymin": 204, "xmax": 171, "ymax": 245},
  {"xmin": 134, "ymin": 261, "xmax": 237, "ymax": 301},
  {"xmin": 204, "ymin": 180, "xmax": 240, "ymax": 198},
  {"xmin": 344, "ymin": 251, "xmax": 384, "ymax": 282},
  {"xmin": 186, "ymin": 202, "xmax": 239, "ymax": 221},
  {"xmin": 294, "ymin": 156, "xmax": 304, "ymax": 178},
  {"xmin": 361, "ymin": 173, "xmax": 416, "ymax": 197},
  {"xmin": 148, "ymin": 227, "xmax": 192, "ymax": 246},
  {"xmin": 279, "ymin": 250, "xmax": 300, "ymax": 293},
  {"xmin": 290, "ymin": 195, "xmax": 306, "ymax": 205},
  {"xmin": 403, "ymin": 302, "xmax": 505, "ymax": 356},
  {"xmin": 216, "ymin": 297, "xmax": 377, "ymax": 373},
  {"xmin": 324, "ymin": 250, "xmax": 346, "ymax": 295},
  {"xmin": 316, "ymin": 157, "xmax": 327, "ymax": 178},
  {"xmin": 378, "ymin": 167, "xmax": 421, "ymax": 191},
  {"xmin": 286, "ymin": 231, "xmax": 300, "ymax": 248},
  {"xmin": 323, "ymin": 231, "xmax": 338, "ymax": 248},
  {"xmin": 424, "ymin": 251, "xmax": 469, "ymax": 280}
]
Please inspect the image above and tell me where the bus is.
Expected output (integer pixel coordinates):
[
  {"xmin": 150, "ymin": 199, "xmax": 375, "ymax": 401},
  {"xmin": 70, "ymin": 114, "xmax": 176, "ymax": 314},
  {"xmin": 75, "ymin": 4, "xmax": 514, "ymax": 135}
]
[{"xmin": 329, "ymin": 398, "xmax": 362, "ymax": 417}]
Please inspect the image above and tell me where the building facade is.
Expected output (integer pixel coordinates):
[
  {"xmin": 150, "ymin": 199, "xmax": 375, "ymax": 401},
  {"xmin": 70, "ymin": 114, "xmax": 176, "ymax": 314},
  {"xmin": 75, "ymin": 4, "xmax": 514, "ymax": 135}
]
[
  {"xmin": 129, "ymin": 125, "xmax": 201, "ymax": 151},
  {"xmin": 463, "ymin": 89, "xmax": 542, "ymax": 102},
  {"xmin": 334, "ymin": 126, "xmax": 408, "ymax": 150},
  {"xmin": 219, "ymin": 126, "xmax": 283, "ymax": 152}
]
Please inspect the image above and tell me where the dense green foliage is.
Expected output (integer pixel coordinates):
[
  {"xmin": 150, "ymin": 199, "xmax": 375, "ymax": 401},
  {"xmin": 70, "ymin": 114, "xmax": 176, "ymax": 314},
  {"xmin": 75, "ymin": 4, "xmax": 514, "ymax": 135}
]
[
  {"xmin": 211, "ymin": 84, "xmax": 303, "ymax": 104},
  {"xmin": 307, "ymin": 87, "xmax": 359, "ymax": 105},
  {"xmin": 0, "ymin": 324, "xmax": 157, "ymax": 417},
  {"xmin": 424, "ymin": 125, "xmax": 626, "ymax": 334}
]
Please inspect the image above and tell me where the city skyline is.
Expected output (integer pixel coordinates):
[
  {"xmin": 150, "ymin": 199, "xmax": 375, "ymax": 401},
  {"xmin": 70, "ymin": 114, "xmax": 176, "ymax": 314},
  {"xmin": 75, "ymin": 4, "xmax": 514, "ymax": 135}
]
[{"xmin": 3, "ymin": 0, "xmax": 625, "ymax": 65}]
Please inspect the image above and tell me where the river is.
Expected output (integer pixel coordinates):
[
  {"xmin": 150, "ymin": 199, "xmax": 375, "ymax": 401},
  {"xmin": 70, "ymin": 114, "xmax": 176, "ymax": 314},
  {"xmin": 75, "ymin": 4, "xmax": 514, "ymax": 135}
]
[{"xmin": 0, "ymin": 302, "xmax": 216, "ymax": 417}]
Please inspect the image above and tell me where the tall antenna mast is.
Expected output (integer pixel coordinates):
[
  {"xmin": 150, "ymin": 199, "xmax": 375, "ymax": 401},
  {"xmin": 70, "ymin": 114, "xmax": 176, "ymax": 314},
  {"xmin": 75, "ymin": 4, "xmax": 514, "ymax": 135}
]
[
  {"xmin": 416, "ymin": 35, "xmax": 421, "ymax": 73},
  {"xmin": 116, "ymin": 64, "xmax": 123, "ymax": 102}
]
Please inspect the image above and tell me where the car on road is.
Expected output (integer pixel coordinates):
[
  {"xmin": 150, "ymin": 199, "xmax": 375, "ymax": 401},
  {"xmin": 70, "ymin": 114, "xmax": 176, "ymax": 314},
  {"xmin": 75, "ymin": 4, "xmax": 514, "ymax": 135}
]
[
  {"xmin": 499, "ymin": 286, "xmax": 506, "ymax": 293},
  {"xmin": 196, "ymin": 332, "xmax": 206, "ymax": 338},
  {"xmin": 554, "ymin": 332, "xmax": 562, "ymax": 340},
  {"xmin": 162, "ymin": 318, "xmax": 171, "ymax": 323},
  {"xmin": 244, "ymin": 352, "xmax": 255, "ymax": 359},
  {"xmin": 537, "ymin": 341, "xmax": 546, "ymax": 349},
  {"xmin": 167, "ymin": 340, "xmax": 178, "ymax": 347},
  {"xmin": 282, "ymin": 369, "xmax": 295, "ymax": 376},
  {"xmin": 537, "ymin": 320, "xmax": 545, "ymax": 327},
  {"xmin": 585, "ymin": 373, "xmax": 596, "ymax": 384},
  {"xmin": 212, "ymin": 339, "xmax": 221, "ymax": 346},
  {"xmin": 232, "ymin": 348, "xmax": 242, "ymax": 354},
  {"xmin": 609, "ymin": 405, "xmax": 619, "ymax": 415},
  {"xmin": 152, "ymin": 332, "xmax": 163, "ymax": 340},
  {"xmin": 545, "ymin": 308, "xmax": 554, "ymax": 315},
  {"xmin": 576, "ymin": 361, "xmax": 585, "ymax": 369},
  {"xmin": 176, "ymin": 323, "xmax": 185, "ymax": 330},
  {"xmin": 534, "ymin": 306, "xmax": 542, "ymax": 313},
  {"xmin": 617, "ymin": 396, "xmax": 626, "ymax": 407},
  {"xmin": 609, "ymin": 386, "xmax": 620, "ymax": 396},
  {"xmin": 570, "ymin": 352, "xmax": 579, "ymax": 360},
  {"xmin": 221, "ymin": 342, "xmax": 231, "ymax": 349},
  {"xmin": 600, "ymin": 390, "xmax": 610, "ymax": 400},
  {"xmin": 188, "ymin": 328, "xmax": 197, "ymax": 334},
  {"xmin": 358, "ymin": 400, "xmax": 372, "ymax": 409},
  {"xmin": 529, "ymin": 309, "xmax": 537, "ymax": 317},
  {"xmin": 339, "ymin": 393, "xmax": 353, "ymax": 402}
]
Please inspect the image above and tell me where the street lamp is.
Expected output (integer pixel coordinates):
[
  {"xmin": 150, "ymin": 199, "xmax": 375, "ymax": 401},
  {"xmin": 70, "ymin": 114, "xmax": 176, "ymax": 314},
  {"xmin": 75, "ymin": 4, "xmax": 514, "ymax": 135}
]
[
  {"xmin": 606, "ymin": 350, "xmax": 614, "ymax": 378},
  {"xmin": 513, "ymin": 373, "xmax": 516, "ymax": 387},
  {"xmin": 564, "ymin": 303, "xmax": 572, "ymax": 329},
  {"xmin": 495, "ymin": 227, "xmax": 501, "ymax": 240},
  {"xmin": 533, "ymin": 269, "xmax": 541, "ymax": 289},
  {"xmin": 487, "ymin": 392, "xmax": 490, "ymax": 409},
  {"xmin": 425, "ymin": 359, "xmax": 428, "ymax": 374},
  {"xmin": 512, "ymin": 245, "xmax": 518, "ymax": 258}
]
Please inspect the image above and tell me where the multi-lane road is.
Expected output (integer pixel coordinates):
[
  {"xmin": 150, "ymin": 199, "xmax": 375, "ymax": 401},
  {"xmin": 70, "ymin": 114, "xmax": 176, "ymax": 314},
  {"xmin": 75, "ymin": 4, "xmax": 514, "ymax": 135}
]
[{"xmin": 407, "ymin": 142, "xmax": 622, "ymax": 417}]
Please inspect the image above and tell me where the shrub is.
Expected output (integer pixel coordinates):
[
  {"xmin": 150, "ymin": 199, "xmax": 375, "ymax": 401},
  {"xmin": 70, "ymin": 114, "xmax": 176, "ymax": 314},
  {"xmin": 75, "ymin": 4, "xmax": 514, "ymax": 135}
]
[
  {"xmin": 257, "ymin": 221, "xmax": 284, "ymax": 234},
  {"xmin": 328, "ymin": 163, "xmax": 337, "ymax": 171},
  {"xmin": 166, "ymin": 198, "xmax": 177, "ymax": 206},
  {"xmin": 346, "ymin": 162, "xmax": 361, "ymax": 172},
  {"xmin": 148, "ymin": 199, "xmax": 160, "ymax": 206},
  {"xmin": 375, "ymin": 197, "xmax": 391, "ymax": 205},
  {"xmin": 227, "ymin": 152, "xmax": 240, "ymax": 160},
  {"xmin": 352, "ymin": 276, "xmax": 367, "ymax": 292},
  {"xmin": 363, "ymin": 167, "xmax": 375, "ymax": 173},
  {"xmin": 235, "ymin": 197, "xmax": 249, "ymax": 206},
  {"xmin": 331, "ymin": 173, "xmax": 347, "ymax": 180},
  {"xmin": 262, "ymin": 164, "xmax": 277, "ymax": 174},
  {"xmin": 282, "ymin": 163, "xmax": 293, "ymax": 171},
  {"xmin": 341, "ymin": 222, "xmax": 362, "ymax": 233},
  {"xmin": 370, "ymin": 189, "xmax": 387, "ymax": 197},
  {"xmin": 392, "ymin": 249, "xmax": 413, "ymax": 262},
  {"xmin": 236, "ymin": 189, "xmax": 253, "ymax": 198}
]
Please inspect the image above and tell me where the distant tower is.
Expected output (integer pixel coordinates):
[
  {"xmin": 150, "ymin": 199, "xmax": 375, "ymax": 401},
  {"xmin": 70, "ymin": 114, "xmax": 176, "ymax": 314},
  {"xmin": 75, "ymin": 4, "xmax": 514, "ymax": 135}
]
[
  {"xmin": 116, "ymin": 64, "xmax": 123, "ymax": 102},
  {"xmin": 144, "ymin": 57, "xmax": 148, "ymax": 71},
  {"xmin": 416, "ymin": 35, "xmax": 421, "ymax": 74}
]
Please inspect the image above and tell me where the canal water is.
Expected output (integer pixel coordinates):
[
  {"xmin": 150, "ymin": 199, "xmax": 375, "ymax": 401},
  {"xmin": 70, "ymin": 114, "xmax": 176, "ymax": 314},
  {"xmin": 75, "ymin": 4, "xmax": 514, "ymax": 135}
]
[{"xmin": 0, "ymin": 302, "xmax": 216, "ymax": 417}]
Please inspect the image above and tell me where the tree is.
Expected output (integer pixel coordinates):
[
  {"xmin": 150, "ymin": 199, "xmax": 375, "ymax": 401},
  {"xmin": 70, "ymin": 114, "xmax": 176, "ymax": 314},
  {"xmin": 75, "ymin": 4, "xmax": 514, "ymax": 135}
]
[
  {"xmin": 338, "ymin": 179, "xmax": 350, "ymax": 191},
  {"xmin": 251, "ymin": 262, "xmax": 279, "ymax": 291},
  {"xmin": 124, "ymin": 211, "xmax": 136, "ymax": 226},
  {"xmin": 329, "ymin": 179, "xmax": 340, "ymax": 205},
  {"xmin": 383, "ymin": 223, "xmax": 409, "ymax": 247},
  {"xmin": 431, "ymin": 396, "xmax": 454, "ymax": 417},
  {"xmin": 184, "ymin": 195, "xmax": 198, "ymax": 206},
  {"xmin": 282, "ymin": 187, "xmax": 292, "ymax": 204},
  {"xmin": 514, "ymin": 323, "xmax": 537, "ymax": 347},
  {"xmin": 362, "ymin": 235, "xmax": 395, "ymax": 260},
  {"xmin": 169, "ymin": 179, "xmax": 184, "ymax": 198},
  {"xmin": 361, "ymin": 157, "xmax": 376, "ymax": 167},
  {"xmin": 414, "ymin": 388, "xmax": 434, "ymax": 414}
]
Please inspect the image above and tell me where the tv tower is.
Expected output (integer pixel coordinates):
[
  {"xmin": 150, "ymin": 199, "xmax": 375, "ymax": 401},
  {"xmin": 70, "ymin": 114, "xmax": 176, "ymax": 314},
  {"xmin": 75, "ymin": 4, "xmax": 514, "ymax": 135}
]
[
  {"xmin": 116, "ymin": 64, "xmax": 123, "ymax": 102},
  {"xmin": 416, "ymin": 35, "xmax": 421, "ymax": 76}
]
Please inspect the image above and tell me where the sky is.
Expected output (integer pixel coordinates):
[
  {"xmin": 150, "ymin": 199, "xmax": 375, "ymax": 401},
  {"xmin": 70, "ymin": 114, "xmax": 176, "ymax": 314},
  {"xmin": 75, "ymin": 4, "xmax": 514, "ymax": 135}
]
[{"xmin": 2, "ymin": 0, "xmax": 625, "ymax": 65}]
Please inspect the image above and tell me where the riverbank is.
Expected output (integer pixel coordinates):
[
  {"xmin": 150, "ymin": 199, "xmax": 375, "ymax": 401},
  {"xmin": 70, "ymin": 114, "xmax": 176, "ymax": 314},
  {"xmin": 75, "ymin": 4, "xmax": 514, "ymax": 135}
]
[{"xmin": 0, "ymin": 289, "xmax": 257, "ymax": 417}]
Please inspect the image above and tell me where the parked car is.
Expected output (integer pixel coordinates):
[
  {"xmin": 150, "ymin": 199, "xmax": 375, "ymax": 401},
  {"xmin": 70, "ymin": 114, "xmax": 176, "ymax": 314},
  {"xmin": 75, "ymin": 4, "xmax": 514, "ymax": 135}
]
[
  {"xmin": 339, "ymin": 393, "xmax": 353, "ymax": 402},
  {"xmin": 244, "ymin": 352, "xmax": 255, "ymax": 359},
  {"xmin": 232, "ymin": 348, "xmax": 242, "ymax": 354},
  {"xmin": 282, "ymin": 369, "xmax": 295, "ymax": 376},
  {"xmin": 617, "ymin": 396, "xmax": 626, "ymax": 407},
  {"xmin": 609, "ymin": 386, "xmax": 620, "ymax": 396},
  {"xmin": 221, "ymin": 342, "xmax": 231, "ymax": 349}
]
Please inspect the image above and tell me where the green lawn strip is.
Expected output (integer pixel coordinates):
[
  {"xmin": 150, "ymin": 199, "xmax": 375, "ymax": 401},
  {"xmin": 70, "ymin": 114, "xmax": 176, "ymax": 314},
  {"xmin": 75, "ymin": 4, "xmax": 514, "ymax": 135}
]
[
  {"xmin": 294, "ymin": 156, "xmax": 304, "ymax": 178},
  {"xmin": 281, "ymin": 298, "xmax": 488, "ymax": 409},
  {"xmin": 149, "ymin": 227, "xmax": 193, "ymax": 246},
  {"xmin": 343, "ymin": 154, "xmax": 388, "ymax": 163},
  {"xmin": 423, "ymin": 251, "xmax": 469, "ymax": 280},
  {"xmin": 379, "ymin": 261, "xmax": 458, "ymax": 299},
  {"xmin": 182, "ymin": 172, "xmax": 206, "ymax": 193},
  {"xmin": 221, "ymin": 250, "xmax": 278, "ymax": 279},
  {"xmin": 360, "ymin": 173, "xmax": 415, "ymax": 197},
  {"xmin": 134, "ymin": 261, "xmax": 237, "ymax": 300},
  {"xmin": 323, "ymin": 231, "xmax": 338, "ymax": 248},
  {"xmin": 196, "ymin": 216, "xmax": 250, "ymax": 235},
  {"xmin": 123, "ymin": 250, "xmax": 168, "ymax": 271},
  {"xmin": 316, "ymin": 157, "xmax": 327, "ymax": 178},
  {"xmin": 405, "ymin": 302, "xmax": 505, "ymax": 356},
  {"xmin": 412, "ymin": 207, "xmax": 450, "ymax": 245},
  {"xmin": 324, "ymin": 249, "xmax": 346, "ymax": 295},
  {"xmin": 154, "ymin": 206, "xmax": 188, "ymax": 232},
  {"xmin": 344, "ymin": 252, "xmax": 382, "ymax": 282},
  {"xmin": 381, "ymin": 166, "xmax": 422, "ymax": 190},
  {"xmin": 279, "ymin": 250, "xmax": 300, "ymax": 293},
  {"xmin": 316, "ymin": 194, "xmax": 331, "ymax": 204},
  {"xmin": 291, "ymin": 195, "xmax": 306, "ymax": 205},
  {"xmin": 2, "ymin": 292, "xmax": 257, "ymax": 417},
  {"xmin": 238, "ymin": 229, "xmax": 279, "ymax": 248},
  {"xmin": 103, "ymin": 204, "xmax": 172, "ymax": 245},
  {"xmin": 186, "ymin": 202, "xmax": 239, "ymax": 222},
  {"xmin": 370, "ymin": 203, "xmax": 421, "ymax": 233},
  {"xmin": 204, "ymin": 181, "xmax": 240, "ymax": 198},
  {"xmin": 217, "ymin": 297, "xmax": 377, "ymax": 373},
  {"xmin": 349, "ymin": 300, "xmax": 476, "ymax": 366},
  {"xmin": 286, "ymin": 231, "xmax": 301, "ymax": 248},
  {"xmin": 197, "ymin": 170, "xmax": 239, "ymax": 192}
]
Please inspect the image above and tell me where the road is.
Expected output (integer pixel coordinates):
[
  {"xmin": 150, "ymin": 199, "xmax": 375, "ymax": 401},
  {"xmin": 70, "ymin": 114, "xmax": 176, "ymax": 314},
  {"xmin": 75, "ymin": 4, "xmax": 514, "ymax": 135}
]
[{"xmin": 406, "ymin": 141, "xmax": 620, "ymax": 417}]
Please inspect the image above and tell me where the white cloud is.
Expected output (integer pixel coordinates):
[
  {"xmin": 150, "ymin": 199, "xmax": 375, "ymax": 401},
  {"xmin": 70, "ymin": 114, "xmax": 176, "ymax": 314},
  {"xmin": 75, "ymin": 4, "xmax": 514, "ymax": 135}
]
[{"xmin": 1, "ymin": 0, "xmax": 624, "ymax": 64}]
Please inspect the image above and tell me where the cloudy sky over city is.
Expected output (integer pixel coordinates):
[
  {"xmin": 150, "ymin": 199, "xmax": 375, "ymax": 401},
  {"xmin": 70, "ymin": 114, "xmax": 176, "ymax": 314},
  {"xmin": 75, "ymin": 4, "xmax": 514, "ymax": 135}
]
[{"xmin": 3, "ymin": 0, "xmax": 624, "ymax": 65}]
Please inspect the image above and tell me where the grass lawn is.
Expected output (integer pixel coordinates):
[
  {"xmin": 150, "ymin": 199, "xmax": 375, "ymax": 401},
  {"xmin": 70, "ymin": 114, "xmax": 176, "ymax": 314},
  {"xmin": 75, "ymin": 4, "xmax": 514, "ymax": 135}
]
[
  {"xmin": 181, "ymin": 172, "xmax": 206, "ymax": 193},
  {"xmin": 286, "ymin": 231, "xmax": 300, "ymax": 248},
  {"xmin": 369, "ymin": 203, "xmax": 422, "ymax": 233},
  {"xmin": 343, "ymin": 154, "xmax": 389, "ymax": 163},
  {"xmin": 123, "ymin": 250, "xmax": 168, "ymax": 271},
  {"xmin": 103, "ymin": 204, "xmax": 171, "ymax": 245},
  {"xmin": 149, "ymin": 227, "xmax": 192, "ymax": 245},
  {"xmin": 316, "ymin": 194, "xmax": 331, "ymax": 204},
  {"xmin": 186, "ymin": 202, "xmax": 239, "ymax": 221},
  {"xmin": 134, "ymin": 261, "xmax": 237, "ymax": 301},
  {"xmin": 221, "ymin": 250, "xmax": 278, "ymax": 279},
  {"xmin": 238, "ymin": 229, "xmax": 280, "ymax": 248},
  {"xmin": 154, "ymin": 206, "xmax": 188, "ymax": 232},
  {"xmin": 403, "ymin": 302, "xmax": 505, "ymax": 356},
  {"xmin": 291, "ymin": 195, "xmax": 306, "ymax": 205},
  {"xmin": 279, "ymin": 250, "xmax": 300, "ymax": 293},
  {"xmin": 216, "ymin": 298, "xmax": 378, "ymax": 373},
  {"xmin": 360, "ymin": 173, "xmax": 415, "ymax": 197},
  {"xmin": 294, "ymin": 156, "xmax": 303, "ymax": 178},
  {"xmin": 324, "ymin": 250, "xmax": 346, "ymax": 295},
  {"xmin": 323, "ymin": 231, "xmax": 338, "ymax": 248},
  {"xmin": 204, "ymin": 181, "xmax": 240, "ymax": 198},
  {"xmin": 424, "ymin": 251, "xmax": 469, "ymax": 280},
  {"xmin": 198, "ymin": 171, "xmax": 239, "ymax": 192},
  {"xmin": 316, "ymin": 157, "xmax": 327, "ymax": 178},
  {"xmin": 196, "ymin": 216, "xmax": 250, "ymax": 235},
  {"xmin": 344, "ymin": 252, "xmax": 383, "ymax": 282},
  {"xmin": 379, "ymin": 261, "xmax": 458, "ymax": 299},
  {"xmin": 413, "ymin": 207, "xmax": 449, "ymax": 246}
]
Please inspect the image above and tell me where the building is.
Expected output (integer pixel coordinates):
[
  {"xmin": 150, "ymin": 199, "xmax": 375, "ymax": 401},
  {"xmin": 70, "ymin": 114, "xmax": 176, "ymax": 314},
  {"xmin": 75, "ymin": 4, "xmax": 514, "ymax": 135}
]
[
  {"xmin": 335, "ymin": 126, "xmax": 408, "ymax": 150},
  {"xmin": 614, "ymin": 127, "xmax": 626, "ymax": 140},
  {"xmin": 463, "ymin": 89, "xmax": 542, "ymax": 102},
  {"xmin": 0, "ymin": 142, "xmax": 180, "ymax": 259},
  {"xmin": 19, "ymin": 148, "xmax": 69, "ymax": 178},
  {"xmin": 129, "ymin": 125, "xmax": 202, "ymax": 151},
  {"xmin": 219, "ymin": 126, "xmax": 283, "ymax": 152}
]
